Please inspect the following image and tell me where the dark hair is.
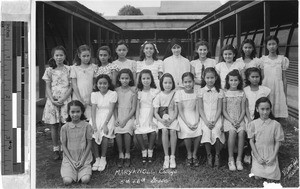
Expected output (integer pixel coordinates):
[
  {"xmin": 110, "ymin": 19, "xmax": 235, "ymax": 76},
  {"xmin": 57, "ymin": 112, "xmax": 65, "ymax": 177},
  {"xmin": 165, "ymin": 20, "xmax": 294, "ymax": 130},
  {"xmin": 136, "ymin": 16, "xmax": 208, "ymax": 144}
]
[
  {"xmin": 219, "ymin": 44, "xmax": 237, "ymax": 62},
  {"xmin": 137, "ymin": 69, "xmax": 156, "ymax": 90},
  {"xmin": 139, "ymin": 41, "xmax": 158, "ymax": 61},
  {"xmin": 244, "ymin": 67, "xmax": 262, "ymax": 86},
  {"xmin": 94, "ymin": 74, "xmax": 115, "ymax": 92},
  {"xmin": 48, "ymin": 46, "xmax": 68, "ymax": 69},
  {"xmin": 116, "ymin": 68, "xmax": 135, "ymax": 87},
  {"xmin": 253, "ymin": 97, "xmax": 275, "ymax": 120},
  {"xmin": 96, "ymin": 46, "xmax": 112, "ymax": 66},
  {"xmin": 163, "ymin": 38, "xmax": 186, "ymax": 60},
  {"xmin": 159, "ymin": 73, "xmax": 175, "ymax": 91},
  {"xmin": 181, "ymin": 72, "xmax": 194, "ymax": 81},
  {"xmin": 116, "ymin": 40, "xmax": 129, "ymax": 50},
  {"xmin": 225, "ymin": 69, "xmax": 243, "ymax": 90},
  {"xmin": 265, "ymin": 35, "xmax": 279, "ymax": 55},
  {"xmin": 200, "ymin": 67, "xmax": 221, "ymax": 92},
  {"xmin": 240, "ymin": 39, "xmax": 257, "ymax": 60},
  {"xmin": 193, "ymin": 40, "xmax": 211, "ymax": 60},
  {"xmin": 73, "ymin": 44, "xmax": 91, "ymax": 66},
  {"xmin": 66, "ymin": 100, "xmax": 87, "ymax": 122}
]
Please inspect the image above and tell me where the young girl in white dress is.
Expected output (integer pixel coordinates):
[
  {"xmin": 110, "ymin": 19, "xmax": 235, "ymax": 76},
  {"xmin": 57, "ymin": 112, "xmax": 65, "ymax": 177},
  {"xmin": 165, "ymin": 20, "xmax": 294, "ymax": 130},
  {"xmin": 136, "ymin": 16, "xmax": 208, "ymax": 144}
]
[
  {"xmin": 162, "ymin": 38, "xmax": 191, "ymax": 88},
  {"xmin": 90, "ymin": 74, "xmax": 117, "ymax": 172},
  {"xmin": 222, "ymin": 70, "xmax": 246, "ymax": 171},
  {"xmin": 135, "ymin": 69, "xmax": 159, "ymax": 164},
  {"xmin": 198, "ymin": 67, "xmax": 225, "ymax": 168},
  {"xmin": 260, "ymin": 35, "xmax": 289, "ymax": 118},
  {"xmin": 175, "ymin": 72, "xmax": 202, "ymax": 167},
  {"xmin": 60, "ymin": 100, "xmax": 92, "ymax": 185},
  {"xmin": 215, "ymin": 44, "xmax": 245, "ymax": 89},
  {"xmin": 153, "ymin": 73, "xmax": 179, "ymax": 169},
  {"xmin": 248, "ymin": 97, "xmax": 284, "ymax": 181},
  {"xmin": 42, "ymin": 46, "xmax": 72, "ymax": 160},
  {"xmin": 114, "ymin": 69, "xmax": 137, "ymax": 168},
  {"xmin": 71, "ymin": 45, "xmax": 98, "ymax": 121},
  {"xmin": 191, "ymin": 40, "xmax": 216, "ymax": 85},
  {"xmin": 136, "ymin": 41, "xmax": 163, "ymax": 90},
  {"xmin": 112, "ymin": 40, "xmax": 137, "ymax": 84}
]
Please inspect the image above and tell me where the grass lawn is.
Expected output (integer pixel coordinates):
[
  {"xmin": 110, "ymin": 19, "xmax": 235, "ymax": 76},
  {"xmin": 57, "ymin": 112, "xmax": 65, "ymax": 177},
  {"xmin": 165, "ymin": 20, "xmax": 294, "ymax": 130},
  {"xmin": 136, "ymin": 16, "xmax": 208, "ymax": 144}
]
[{"xmin": 36, "ymin": 117, "xmax": 299, "ymax": 188}]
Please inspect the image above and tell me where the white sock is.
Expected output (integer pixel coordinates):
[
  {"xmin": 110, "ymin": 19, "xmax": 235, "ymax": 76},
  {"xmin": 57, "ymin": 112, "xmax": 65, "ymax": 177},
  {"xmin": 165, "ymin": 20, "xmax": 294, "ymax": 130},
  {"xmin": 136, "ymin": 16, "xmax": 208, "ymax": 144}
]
[
  {"xmin": 142, "ymin": 150, "xmax": 147, "ymax": 157},
  {"xmin": 119, "ymin": 153, "xmax": 124, "ymax": 159},
  {"xmin": 148, "ymin": 149, "xmax": 153, "ymax": 157},
  {"xmin": 125, "ymin": 153, "xmax": 130, "ymax": 159},
  {"xmin": 101, "ymin": 156, "xmax": 106, "ymax": 161},
  {"xmin": 53, "ymin": 146, "xmax": 59, "ymax": 151}
]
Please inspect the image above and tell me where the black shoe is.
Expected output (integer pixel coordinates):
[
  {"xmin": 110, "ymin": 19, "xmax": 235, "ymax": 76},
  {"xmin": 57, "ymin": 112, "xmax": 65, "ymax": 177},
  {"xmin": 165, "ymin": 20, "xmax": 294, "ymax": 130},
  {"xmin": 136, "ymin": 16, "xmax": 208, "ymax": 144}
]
[
  {"xmin": 53, "ymin": 151, "xmax": 60, "ymax": 160},
  {"xmin": 124, "ymin": 158, "xmax": 131, "ymax": 167},
  {"xmin": 142, "ymin": 157, "xmax": 147, "ymax": 164},
  {"xmin": 186, "ymin": 158, "xmax": 192, "ymax": 166},
  {"xmin": 117, "ymin": 158, "xmax": 123, "ymax": 168},
  {"xmin": 193, "ymin": 157, "xmax": 200, "ymax": 167}
]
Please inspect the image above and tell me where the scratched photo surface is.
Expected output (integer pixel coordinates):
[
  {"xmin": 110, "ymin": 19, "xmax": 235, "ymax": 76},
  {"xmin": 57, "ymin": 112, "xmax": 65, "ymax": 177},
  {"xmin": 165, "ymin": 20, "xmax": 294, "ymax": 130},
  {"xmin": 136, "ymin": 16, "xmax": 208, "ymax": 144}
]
[{"xmin": 33, "ymin": 0, "xmax": 299, "ymax": 188}]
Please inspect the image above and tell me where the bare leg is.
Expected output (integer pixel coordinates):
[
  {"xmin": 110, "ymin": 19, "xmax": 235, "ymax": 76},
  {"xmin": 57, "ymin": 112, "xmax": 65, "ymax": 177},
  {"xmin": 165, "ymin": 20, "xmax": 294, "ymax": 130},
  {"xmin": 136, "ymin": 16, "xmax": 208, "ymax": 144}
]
[
  {"xmin": 162, "ymin": 129, "xmax": 169, "ymax": 156},
  {"xmin": 170, "ymin": 130, "xmax": 177, "ymax": 156}
]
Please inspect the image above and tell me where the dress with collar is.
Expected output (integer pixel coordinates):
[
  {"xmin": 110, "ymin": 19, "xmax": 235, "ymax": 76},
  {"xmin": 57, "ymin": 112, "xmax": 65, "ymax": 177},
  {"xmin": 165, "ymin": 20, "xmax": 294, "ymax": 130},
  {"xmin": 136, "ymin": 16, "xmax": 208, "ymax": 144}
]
[{"xmin": 198, "ymin": 86, "xmax": 225, "ymax": 144}]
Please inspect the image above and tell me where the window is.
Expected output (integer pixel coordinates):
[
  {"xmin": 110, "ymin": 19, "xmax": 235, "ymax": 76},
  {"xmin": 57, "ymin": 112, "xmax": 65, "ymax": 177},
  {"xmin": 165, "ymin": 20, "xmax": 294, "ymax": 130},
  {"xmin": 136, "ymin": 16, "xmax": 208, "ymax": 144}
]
[
  {"xmin": 288, "ymin": 47, "xmax": 298, "ymax": 61},
  {"xmin": 290, "ymin": 28, "xmax": 298, "ymax": 46},
  {"xmin": 277, "ymin": 29, "xmax": 290, "ymax": 46}
]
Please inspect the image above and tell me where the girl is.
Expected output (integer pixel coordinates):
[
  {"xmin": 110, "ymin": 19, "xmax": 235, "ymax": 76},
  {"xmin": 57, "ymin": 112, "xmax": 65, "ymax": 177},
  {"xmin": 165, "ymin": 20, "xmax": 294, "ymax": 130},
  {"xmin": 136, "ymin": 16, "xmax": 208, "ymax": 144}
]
[
  {"xmin": 136, "ymin": 41, "xmax": 163, "ymax": 90},
  {"xmin": 114, "ymin": 69, "xmax": 137, "ymax": 168},
  {"xmin": 222, "ymin": 70, "xmax": 246, "ymax": 171},
  {"xmin": 94, "ymin": 46, "xmax": 120, "ymax": 86},
  {"xmin": 112, "ymin": 40, "xmax": 137, "ymax": 84},
  {"xmin": 135, "ymin": 69, "xmax": 159, "ymax": 164},
  {"xmin": 248, "ymin": 97, "xmax": 284, "ymax": 181},
  {"xmin": 71, "ymin": 45, "xmax": 98, "ymax": 121},
  {"xmin": 215, "ymin": 44, "xmax": 245, "ymax": 89},
  {"xmin": 162, "ymin": 38, "xmax": 191, "ymax": 88},
  {"xmin": 244, "ymin": 67, "xmax": 271, "ymax": 165},
  {"xmin": 42, "ymin": 46, "xmax": 72, "ymax": 160},
  {"xmin": 90, "ymin": 74, "xmax": 117, "ymax": 172},
  {"xmin": 60, "ymin": 100, "xmax": 93, "ymax": 185},
  {"xmin": 260, "ymin": 35, "xmax": 289, "ymax": 118},
  {"xmin": 198, "ymin": 68, "xmax": 225, "ymax": 168},
  {"xmin": 153, "ymin": 73, "xmax": 179, "ymax": 169},
  {"xmin": 175, "ymin": 72, "xmax": 202, "ymax": 167},
  {"xmin": 190, "ymin": 40, "xmax": 216, "ymax": 85}
]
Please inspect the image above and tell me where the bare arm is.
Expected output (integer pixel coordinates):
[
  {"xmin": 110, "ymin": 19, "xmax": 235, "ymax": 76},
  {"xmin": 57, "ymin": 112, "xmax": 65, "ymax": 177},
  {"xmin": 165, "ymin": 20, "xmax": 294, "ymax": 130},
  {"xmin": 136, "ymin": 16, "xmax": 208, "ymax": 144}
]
[
  {"xmin": 198, "ymin": 97, "xmax": 209, "ymax": 126},
  {"xmin": 249, "ymin": 138, "xmax": 265, "ymax": 164},
  {"xmin": 72, "ymin": 78, "xmax": 84, "ymax": 103},
  {"xmin": 78, "ymin": 138, "xmax": 92, "ymax": 167},
  {"xmin": 222, "ymin": 99, "xmax": 235, "ymax": 125},
  {"xmin": 245, "ymin": 98, "xmax": 251, "ymax": 122},
  {"xmin": 120, "ymin": 93, "xmax": 137, "ymax": 127},
  {"xmin": 213, "ymin": 98, "xmax": 222, "ymax": 123},
  {"xmin": 237, "ymin": 96, "xmax": 246, "ymax": 124},
  {"xmin": 61, "ymin": 128, "xmax": 76, "ymax": 166},
  {"xmin": 91, "ymin": 104, "xmax": 97, "ymax": 132},
  {"xmin": 135, "ymin": 99, "xmax": 140, "ymax": 125},
  {"xmin": 45, "ymin": 81, "xmax": 55, "ymax": 103},
  {"xmin": 111, "ymin": 70, "xmax": 118, "ymax": 86},
  {"xmin": 178, "ymin": 102, "xmax": 192, "ymax": 128},
  {"xmin": 282, "ymin": 70, "xmax": 287, "ymax": 97}
]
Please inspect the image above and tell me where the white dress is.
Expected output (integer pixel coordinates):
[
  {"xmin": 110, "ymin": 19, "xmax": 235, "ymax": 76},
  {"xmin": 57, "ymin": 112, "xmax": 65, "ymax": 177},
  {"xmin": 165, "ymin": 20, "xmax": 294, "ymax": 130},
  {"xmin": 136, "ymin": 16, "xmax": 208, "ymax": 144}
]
[
  {"xmin": 112, "ymin": 59, "xmax": 137, "ymax": 72},
  {"xmin": 70, "ymin": 64, "xmax": 98, "ymax": 120},
  {"xmin": 190, "ymin": 58, "xmax": 216, "ymax": 83},
  {"xmin": 135, "ymin": 88, "xmax": 159, "ymax": 134},
  {"xmin": 175, "ymin": 90, "xmax": 202, "ymax": 139},
  {"xmin": 244, "ymin": 86, "xmax": 271, "ymax": 120},
  {"xmin": 215, "ymin": 61, "xmax": 245, "ymax": 89},
  {"xmin": 136, "ymin": 60, "xmax": 163, "ymax": 90},
  {"xmin": 198, "ymin": 86, "xmax": 225, "ymax": 144},
  {"xmin": 163, "ymin": 55, "xmax": 191, "ymax": 88},
  {"xmin": 260, "ymin": 55, "xmax": 289, "ymax": 118},
  {"xmin": 90, "ymin": 90, "xmax": 117, "ymax": 144},
  {"xmin": 236, "ymin": 57, "xmax": 261, "ymax": 69},
  {"xmin": 153, "ymin": 91, "xmax": 179, "ymax": 131}
]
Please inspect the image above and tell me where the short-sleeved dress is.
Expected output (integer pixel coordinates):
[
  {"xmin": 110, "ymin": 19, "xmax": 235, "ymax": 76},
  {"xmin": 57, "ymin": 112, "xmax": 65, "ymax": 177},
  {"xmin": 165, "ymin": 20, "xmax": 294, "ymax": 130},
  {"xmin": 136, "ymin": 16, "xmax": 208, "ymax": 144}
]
[
  {"xmin": 260, "ymin": 55, "xmax": 289, "ymax": 118},
  {"xmin": 153, "ymin": 91, "xmax": 179, "ymax": 131},
  {"xmin": 115, "ymin": 87, "xmax": 136, "ymax": 135},
  {"xmin": 135, "ymin": 88, "xmax": 159, "ymax": 134},
  {"xmin": 236, "ymin": 57, "xmax": 261, "ymax": 69},
  {"xmin": 215, "ymin": 61, "xmax": 245, "ymax": 89},
  {"xmin": 112, "ymin": 59, "xmax": 137, "ymax": 73},
  {"xmin": 175, "ymin": 90, "xmax": 202, "ymax": 139},
  {"xmin": 60, "ymin": 121, "xmax": 93, "ymax": 182},
  {"xmin": 136, "ymin": 60, "xmax": 163, "ymax": 90},
  {"xmin": 90, "ymin": 90, "xmax": 117, "ymax": 144},
  {"xmin": 42, "ymin": 65, "xmax": 72, "ymax": 124},
  {"xmin": 70, "ymin": 64, "xmax": 98, "ymax": 120},
  {"xmin": 244, "ymin": 86, "xmax": 271, "ymax": 121},
  {"xmin": 247, "ymin": 118, "xmax": 284, "ymax": 180},
  {"xmin": 163, "ymin": 55, "xmax": 191, "ymax": 88},
  {"xmin": 198, "ymin": 86, "xmax": 225, "ymax": 144},
  {"xmin": 93, "ymin": 63, "xmax": 120, "ymax": 78},
  {"xmin": 190, "ymin": 58, "xmax": 216, "ymax": 83},
  {"xmin": 223, "ymin": 90, "xmax": 246, "ymax": 132}
]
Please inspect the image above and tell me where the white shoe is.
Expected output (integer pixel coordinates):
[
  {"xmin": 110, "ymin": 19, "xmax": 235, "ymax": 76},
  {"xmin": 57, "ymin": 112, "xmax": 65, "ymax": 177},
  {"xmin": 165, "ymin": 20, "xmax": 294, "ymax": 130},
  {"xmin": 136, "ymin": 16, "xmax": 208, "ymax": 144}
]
[
  {"xmin": 98, "ymin": 158, "xmax": 107, "ymax": 172},
  {"xmin": 92, "ymin": 158, "xmax": 100, "ymax": 171},
  {"xmin": 228, "ymin": 161, "xmax": 236, "ymax": 171},
  {"xmin": 236, "ymin": 161, "xmax": 243, "ymax": 171},
  {"xmin": 170, "ymin": 155, "xmax": 176, "ymax": 169},
  {"xmin": 163, "ymin": 156, "xmax": 170, "ymax": 169},
  {"xmin": 244, "ymin": 155, "xmax": 251, "ymax": 164}
]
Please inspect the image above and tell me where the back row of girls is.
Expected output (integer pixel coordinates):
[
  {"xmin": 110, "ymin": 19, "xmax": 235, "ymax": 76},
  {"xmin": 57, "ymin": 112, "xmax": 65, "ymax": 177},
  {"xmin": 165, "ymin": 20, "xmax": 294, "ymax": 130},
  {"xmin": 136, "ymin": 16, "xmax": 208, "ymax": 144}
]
[{"xmin": 42, "ymin": 35, "xmax": 287, "ymax": 185}]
